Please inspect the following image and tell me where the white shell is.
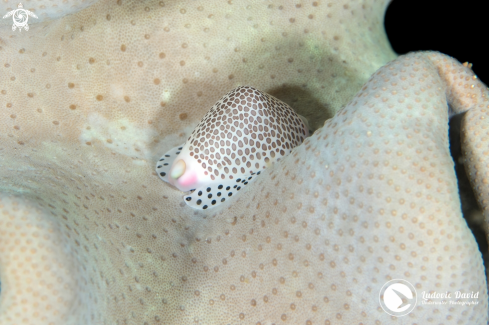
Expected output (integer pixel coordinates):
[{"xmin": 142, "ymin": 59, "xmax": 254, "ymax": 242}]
[{"xmin": 156, "ymin": 86, "xmax": 309, "ymax": 209}]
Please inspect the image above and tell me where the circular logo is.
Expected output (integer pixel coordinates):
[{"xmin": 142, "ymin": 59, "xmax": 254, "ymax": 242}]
[
  {"xmin": 379, "ymin": 279, "xmax": 417, "ymax": 317},
  {"xmin": 13, "ymin": 9, "xmax": 28, "ymax": 26}
]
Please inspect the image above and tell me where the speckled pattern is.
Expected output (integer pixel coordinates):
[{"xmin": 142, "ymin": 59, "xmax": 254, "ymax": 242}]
[
  {"xmin": 203, "ymin": 51, "xmax": 488, "ymax": 324},
  {"xmin": 186, "ymin": 86, "xmax": 308, "ymax": 180},
  {"xmin": 0, "ymin": 195, "xmax": 80, "ymax": 325},
  {"xmin": 0, "ymin": 0, "xmax": 488, "ymax": 324},
  {"xmin": 157, "ymin": 86, "xmax": 308, "ymax": 210}
]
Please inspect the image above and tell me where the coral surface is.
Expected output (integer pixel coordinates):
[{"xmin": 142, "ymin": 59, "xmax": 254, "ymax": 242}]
[{"xmin": 0, "ymin": 0, "xmax": 488, "ymax": 324}]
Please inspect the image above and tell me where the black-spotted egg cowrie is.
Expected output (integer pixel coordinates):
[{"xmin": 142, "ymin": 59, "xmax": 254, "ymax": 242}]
[{"xmin": 156, "ymin": 86, "xmax": 309, "ymax": 209}]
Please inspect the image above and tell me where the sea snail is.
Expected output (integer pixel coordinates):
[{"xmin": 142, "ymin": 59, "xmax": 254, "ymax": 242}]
[{"xmin": 156, "ymin": 86, "xmax": 309, "ymax": 210}]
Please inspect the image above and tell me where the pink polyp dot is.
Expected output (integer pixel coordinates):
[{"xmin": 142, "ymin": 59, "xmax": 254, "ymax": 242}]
[{"xmin": 177, "ymin": 170, "xmax": 198, "ymax": 189}]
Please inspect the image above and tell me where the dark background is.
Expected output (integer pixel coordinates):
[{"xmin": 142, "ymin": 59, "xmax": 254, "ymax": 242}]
[{"xmin": 385, "ymin": 1, "xmax": 488, "ymax": 83}]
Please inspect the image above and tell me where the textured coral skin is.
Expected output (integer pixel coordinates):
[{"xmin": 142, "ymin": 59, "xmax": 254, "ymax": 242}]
[
  {"xmin": 0, "ymin": 195, "xmax": 80, "ymax": 324},
  {"xmin": 0, "ymin": 0, "xmax": 396, "ymax": 139},
  {"xmin": 0, "ymin": 0, "xmax": 488, "ymax": 324}
]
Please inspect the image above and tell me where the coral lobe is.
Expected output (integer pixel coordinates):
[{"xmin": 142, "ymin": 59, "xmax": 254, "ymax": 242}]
[{"xmin": 0, "ymin": 0, "xmax": 487, "ymax": 324}]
